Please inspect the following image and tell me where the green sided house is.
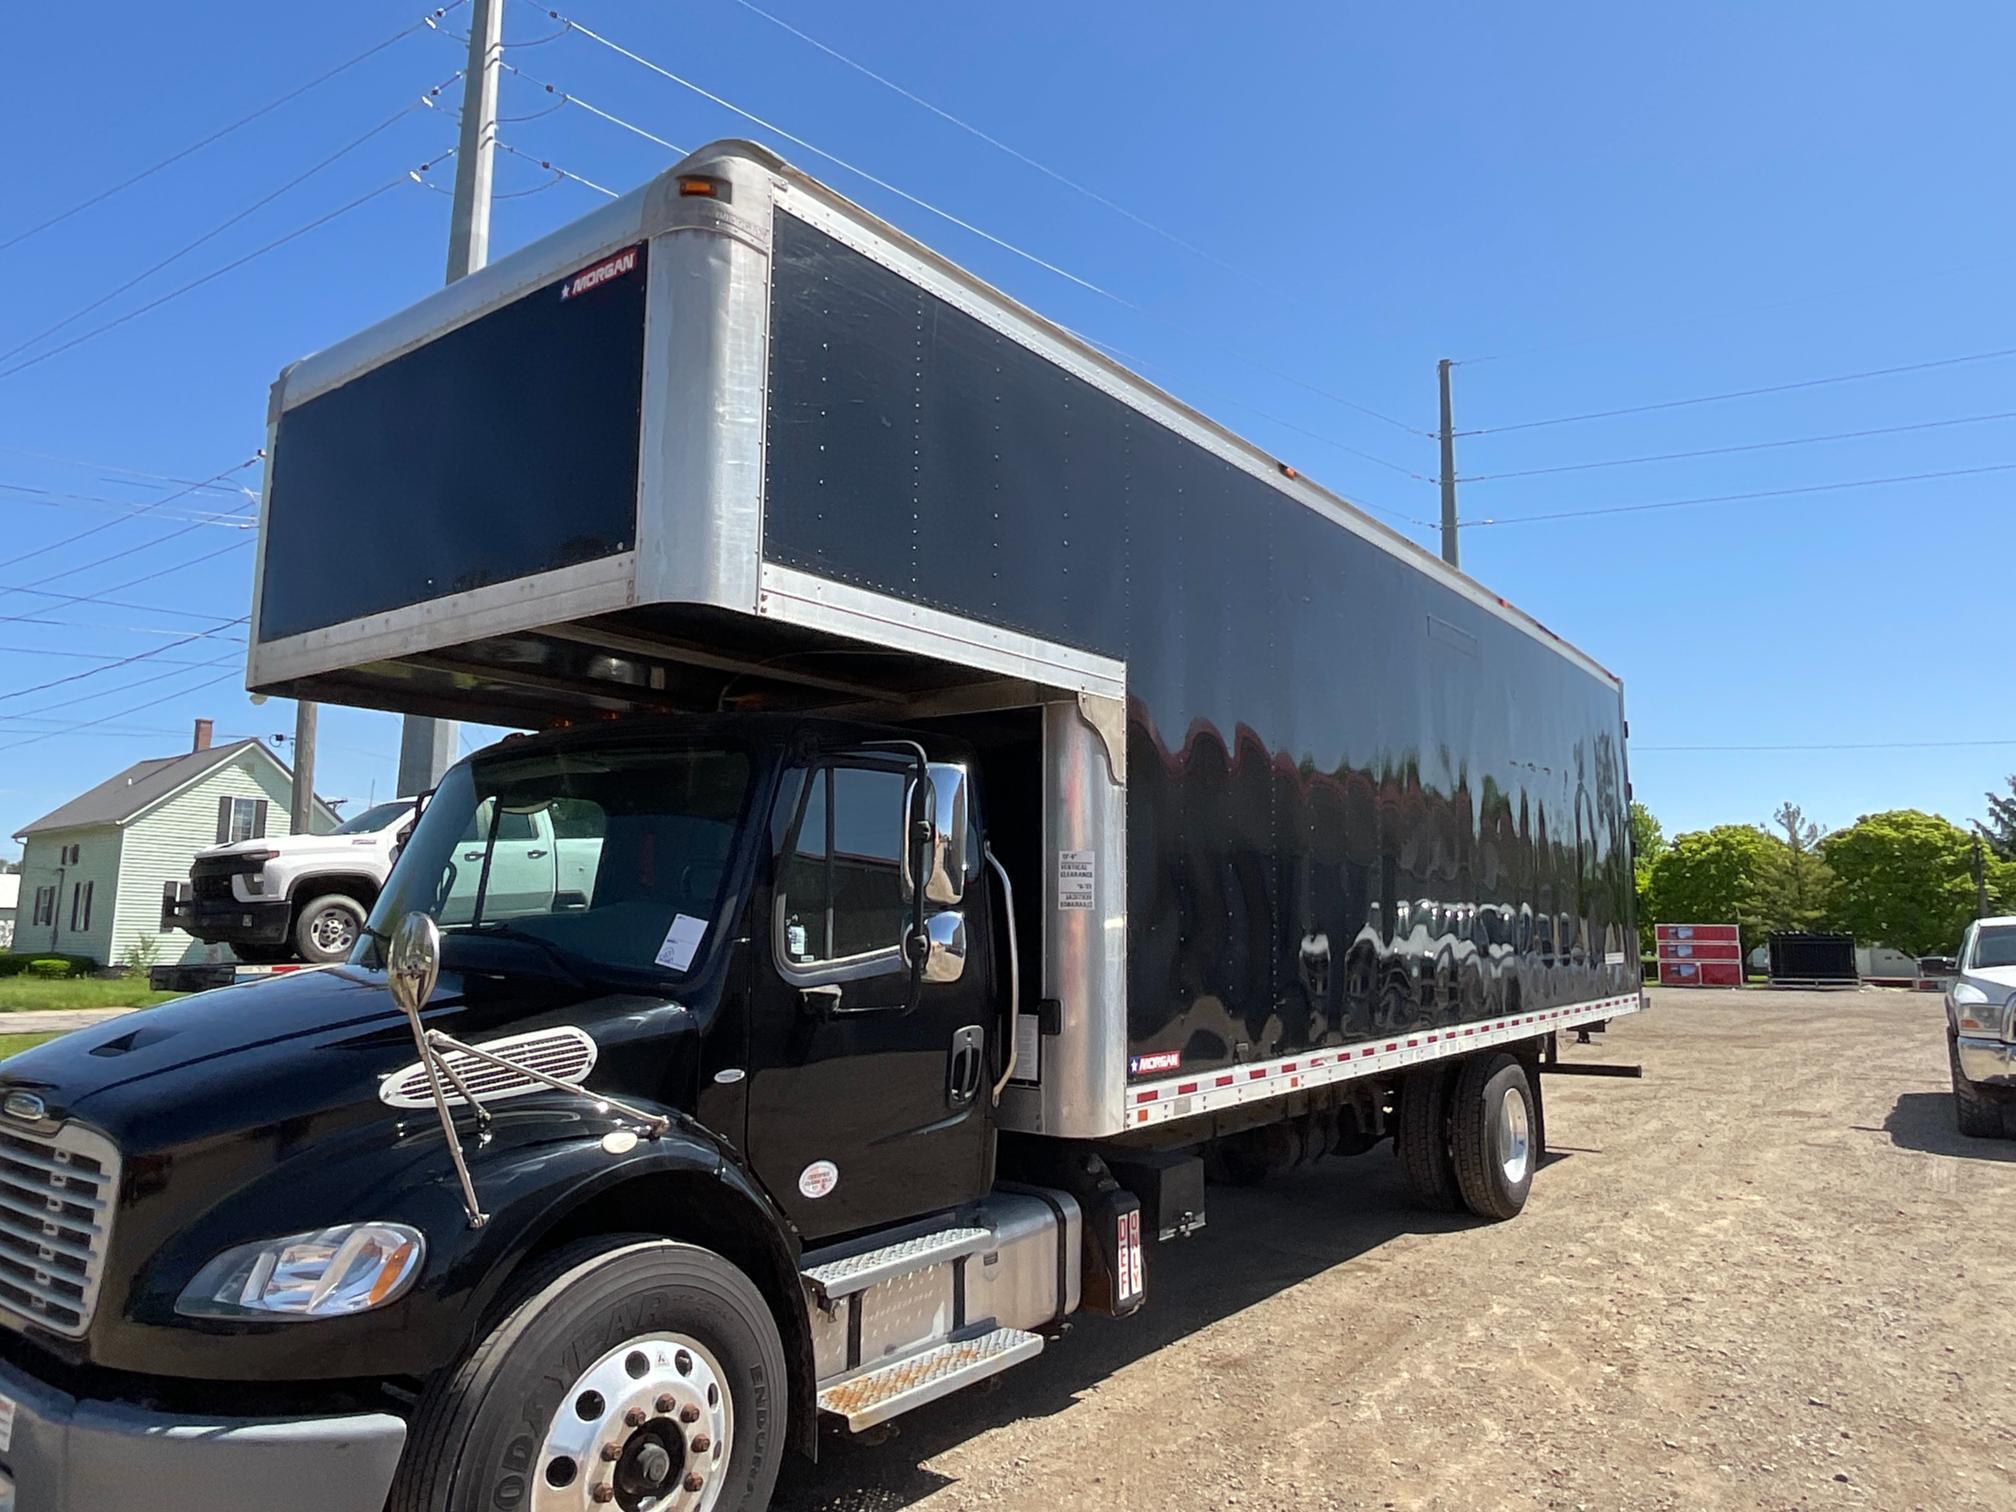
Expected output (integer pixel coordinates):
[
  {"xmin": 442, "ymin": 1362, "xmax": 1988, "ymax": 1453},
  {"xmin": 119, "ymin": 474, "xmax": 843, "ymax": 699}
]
[{"xmin": 10, "ymin": 719, "xmax": 336, "ymax": 967}]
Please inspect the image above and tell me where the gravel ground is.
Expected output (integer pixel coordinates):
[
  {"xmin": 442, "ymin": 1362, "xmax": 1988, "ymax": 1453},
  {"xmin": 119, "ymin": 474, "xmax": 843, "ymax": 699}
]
[{"xmin": 775, "ymin": 985, "xmax": 2016, "ymax": 1511}]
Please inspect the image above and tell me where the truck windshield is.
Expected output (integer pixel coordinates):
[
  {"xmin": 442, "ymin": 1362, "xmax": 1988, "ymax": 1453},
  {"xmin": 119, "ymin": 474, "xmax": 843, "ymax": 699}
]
[
  {"xmin": 1972, "ymin": 926, "xmax": 2016, "ymax": 970},
  {"xmin": 358, "ymin": 745, "xmax": 754, "ymax": 985},
  {"xmin": 329, "ymin": 801, "xmax": 414, "ymax": 836}
]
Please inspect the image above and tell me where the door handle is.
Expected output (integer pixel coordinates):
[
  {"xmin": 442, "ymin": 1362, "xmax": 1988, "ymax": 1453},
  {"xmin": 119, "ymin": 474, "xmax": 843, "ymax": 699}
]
[
  {"xmin": 527, "ymin": 848, "xmax": 549, "ymax": 859},
  {"xmin": 463, "ymin": 850, "xmax": 485, "ymax": 862},
  {"xmin": 947, "ymin": 1025, "xmax": 984, "ymax": 1108}
]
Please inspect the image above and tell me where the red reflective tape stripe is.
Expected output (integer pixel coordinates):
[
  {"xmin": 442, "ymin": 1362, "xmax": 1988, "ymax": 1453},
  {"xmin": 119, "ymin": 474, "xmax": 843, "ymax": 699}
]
[
  {"xmin": 1178, "ymin": 1081, "xmax": 1199, "ymax": 1095},
  {"xmin": 1249, "ymin": 1068, "xmax": 1267, "ymax": 1080},
  {"xmin": 1215, "ymin": 1074, "xmax": 1235, "ymax": 1087},
  {"xmin": 1135, "ymin": 1090, "xmax": 1157, "ymax": 1105},
  {"xmin": 1282, "ymin": 1062, "xmax": 1297, "ymax": 1072}
]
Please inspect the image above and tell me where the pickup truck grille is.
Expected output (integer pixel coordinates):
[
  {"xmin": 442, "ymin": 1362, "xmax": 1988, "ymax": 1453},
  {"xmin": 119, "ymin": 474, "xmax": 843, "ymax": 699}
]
[
  {"xmin": 0, "ymin": 1121, "xmax": 119, "ymax": 1337},
  {"xmin": 189, "ymin": 856, "xmax": 256, "ymax": 903}
]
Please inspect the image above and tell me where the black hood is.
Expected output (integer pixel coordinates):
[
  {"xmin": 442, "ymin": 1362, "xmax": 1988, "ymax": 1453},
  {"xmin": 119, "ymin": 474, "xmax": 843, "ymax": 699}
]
[{"xmin": 0, "ymin": 965, "xmax": 640, "ymax": 1149}]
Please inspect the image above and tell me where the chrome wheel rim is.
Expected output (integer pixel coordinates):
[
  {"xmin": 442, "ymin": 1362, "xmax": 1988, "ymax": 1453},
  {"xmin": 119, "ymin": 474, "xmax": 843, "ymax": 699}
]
[
  {"xmin": 534, "ymin": 1333, "xmax": 733, "ymax": 1512},
  {"xmin": 309, "ymin": 908, "xmax": 356, "ymax": 954},
  {"xmin": 1498, "ymin": 1084, "xmax": 1531, "ymax": 1185}
]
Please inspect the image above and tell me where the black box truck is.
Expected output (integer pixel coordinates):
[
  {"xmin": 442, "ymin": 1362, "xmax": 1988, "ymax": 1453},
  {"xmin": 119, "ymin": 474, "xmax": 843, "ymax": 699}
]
[{"xmin": 0, "ymin": 141, "xmax": 1641, "ymax": 1510}]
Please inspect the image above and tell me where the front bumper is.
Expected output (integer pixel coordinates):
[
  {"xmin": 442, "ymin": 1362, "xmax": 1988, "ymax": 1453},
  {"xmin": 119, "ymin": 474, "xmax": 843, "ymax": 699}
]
[
  {"xmin": 172, "ymin": 897, "xmax": 291, "ymax": 946},
  {"xmin": 1956, "ymin": 1035, "xmax": 2016, "ymax": 1089},
  {"xmin": 0, "ymin": 1354, "xmax": 405, "ymax": 1511}
]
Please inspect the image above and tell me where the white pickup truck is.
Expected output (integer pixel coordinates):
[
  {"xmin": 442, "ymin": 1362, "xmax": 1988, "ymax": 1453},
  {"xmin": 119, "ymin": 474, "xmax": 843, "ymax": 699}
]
[
  {"xmin": 175, "ymin": 799, "xmax": 607, "ymax": 964},
  {"xmin": 1945, "ymin": 914, "xmax": 2016, "ymax": 1138}
]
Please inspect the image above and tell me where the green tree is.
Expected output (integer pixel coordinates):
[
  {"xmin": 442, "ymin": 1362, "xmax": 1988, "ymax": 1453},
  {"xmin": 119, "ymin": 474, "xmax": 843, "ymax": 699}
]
[
  {"xmin": 1821, "ymin": 809, "xmax": 2014, "ymax": 957},
  {"xmin": 1629, "ymin": 802, "xmax": 1667, "ymax": 953},
  {"xmin": 1760, "ymin": 801, "xmax": 1835, "ymax": 932},
  {"xmin": 1985, "ymin": 776, "xmax": 2016, "ymax": 861},
  {"xmin": 1643, "ymin": 824, "xmax": 1786, "ymax": 952}
]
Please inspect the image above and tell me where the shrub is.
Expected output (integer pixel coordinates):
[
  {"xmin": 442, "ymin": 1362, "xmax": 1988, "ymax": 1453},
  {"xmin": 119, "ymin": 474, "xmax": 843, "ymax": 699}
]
[
  {"xmin": 0, "ymin": 952, "xmax": 98, "ymax": 978},
  {"xmin": 27, "ymin": 958, "xmax": 73, "ymax": 978}
]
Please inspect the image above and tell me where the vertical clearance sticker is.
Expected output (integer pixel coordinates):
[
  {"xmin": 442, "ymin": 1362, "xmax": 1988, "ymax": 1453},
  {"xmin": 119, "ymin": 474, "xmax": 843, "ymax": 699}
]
[{"xmin": 1058, "ymin": 849, "xmax": 1095, "ymax": 910}]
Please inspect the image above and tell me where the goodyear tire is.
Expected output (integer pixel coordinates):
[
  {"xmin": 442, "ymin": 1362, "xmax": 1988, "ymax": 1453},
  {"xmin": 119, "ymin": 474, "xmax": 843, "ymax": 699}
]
[
  {"xmin": 1450, "ymin": 1053, "xmax": 1537, "ymax": 1220},
  {"xmin": 391, "ymin": 1236, "xmax": 788, "ymax": 1512},
  {"xmin": 1397, "ymin": 1064, "xmax": 1463, "ymax": 1211}
]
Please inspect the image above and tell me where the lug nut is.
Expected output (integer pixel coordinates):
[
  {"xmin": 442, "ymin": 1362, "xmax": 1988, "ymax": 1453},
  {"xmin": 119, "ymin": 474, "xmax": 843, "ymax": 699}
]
[
  {"xmin": 600, "ymin": 1442, "xmax": 622, "ymax": 1462},
  {"xmin": 689, "ymin": 1434, "xmax": 710, "ymax": 1454},
  {"xmin": 591, "ymin": 1486, "xmax": 615, "ymax": 1504},
  {"xmin": 684, "ymin": 1472, "xmax": 706, "ymax": 1493},
  {"xmin": 679, "ymin": 1404, "xmax": 700, "ymax": 1424},
  {"xmin": 656, "ymin": 1393, "xmax": 678, "ymax": 1414},
  {"xmin": 624, "ymin": 1407, "xmax": 648, "ymax": 1427}
]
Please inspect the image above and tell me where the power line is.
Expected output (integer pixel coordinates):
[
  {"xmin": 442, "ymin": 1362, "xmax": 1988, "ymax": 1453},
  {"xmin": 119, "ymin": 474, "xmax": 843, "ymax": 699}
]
[
  {"xmin": 0, "ymin": 457, "xmax": 259, "ymax": 573},
  {"xmin": 0, "ymin": 536, "xmax": 254, "ymax": 633},
  {"xmin": 0, "ymin": 582, "xmax": 250, "ymax": 627},
  {"xmin": 0, "ymin": 500, "xmax": 255, "ymax": 600},
  {"xmin": 0, "ymin": 3, "xmax": 466, "ymax": 255},
  {"xmin": 495, "ymin": 140, "xmax": 615, "ymax": 197},
  {"xmin": 0, "ymin": 444, "xmax": 256, "ymax": 495},
  {"xmin": 5, "ymin": 655, "xmax": 242, "ymax": 723},
  {"xmin": 1, "ymin": 84, "xmax": 460, "ymax": 367},
  {"xmin": 500, "ymin": 61, "xmax": 685, "ymax": 156},
  {"xmin": 1460, "ymin": 461, "xmax": 2016, "ymax": 529},
  {"xmin": 0, "ymin": 616, "xmax": 248, "ymax": 705},
  {"xmin": 1459, "ymin": 409, "xmax": 2016, "ymax": 484},
  {"xmin": 0, "ymin": 670, "xmax": 244, "ymax": 754},
  {"xmin": 0, "ymin": 644, "xmax": 241, "ymax": 668},
  {"xmin": 534, "ymin": 6, "xmax": 1434, "ymax": 444},
  {"xmin": 1456, "ymin": 344, "xmax": 2016, "ymax": 438},
  {"xmin": 0, "ymin": 169, "xmax": 440, "ymax": 383}
]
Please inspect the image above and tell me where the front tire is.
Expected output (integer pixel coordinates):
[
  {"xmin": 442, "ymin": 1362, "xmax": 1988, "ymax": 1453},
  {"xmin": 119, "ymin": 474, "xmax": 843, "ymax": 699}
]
[
  {"xmin": 1397, "ymin": 1065, "xmax": 1463, "ymax": 1211},
  {"xmin": 292, "ymin": 892, "xmax": 364, "ymax": 964},
  {"xmin": 391, "ymin": 1236, "xmax": 788, "ymax": 1512},
  {"xmin": 1949, "ymin": 1033, "xmax": 2009, "ymax": 1140}
]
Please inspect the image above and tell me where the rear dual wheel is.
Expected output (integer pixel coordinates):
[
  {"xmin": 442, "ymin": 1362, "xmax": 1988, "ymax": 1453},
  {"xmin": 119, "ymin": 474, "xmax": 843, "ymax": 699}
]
[{"xmin": 1398, "ymin": 1053, "xmax": 1538, "ymax": 1221}]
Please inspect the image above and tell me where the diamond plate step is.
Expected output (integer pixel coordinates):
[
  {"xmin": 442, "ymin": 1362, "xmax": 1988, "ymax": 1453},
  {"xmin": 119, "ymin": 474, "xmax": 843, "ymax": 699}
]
[
  {"xmin": 801, "ymin": 1225, "xmax": 992, "ymax": 1303},
  {"xmin": 817, "ymin": 1328, "xmax": 1045, "ymax": 1430}
]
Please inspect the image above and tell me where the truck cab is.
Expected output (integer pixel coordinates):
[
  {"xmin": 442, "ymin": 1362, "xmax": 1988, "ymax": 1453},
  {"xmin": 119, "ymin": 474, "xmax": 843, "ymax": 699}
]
[{"xmin": 1944, "ymin": 915, "xmax": 2016, "ymax": 1138}]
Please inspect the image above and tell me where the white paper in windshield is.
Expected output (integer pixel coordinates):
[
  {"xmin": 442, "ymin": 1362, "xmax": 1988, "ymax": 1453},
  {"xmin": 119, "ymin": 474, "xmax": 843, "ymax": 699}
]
[{"xmin": 655, "ymin": 914, "xmax": 708, "ymax": 972}]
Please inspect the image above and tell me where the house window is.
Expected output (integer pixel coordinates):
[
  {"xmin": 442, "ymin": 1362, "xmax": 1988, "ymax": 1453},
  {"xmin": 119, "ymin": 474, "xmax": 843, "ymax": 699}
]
[
  {"xmin": 32, "ymin": 887, "xmax": 53, "ymax": 927},
  {"xmin": 69, "ymin": 881, "xmax": 91, "ymax": 933},
  {"xmin": 216, "ymin": 796, "xmax": 269, "ymax": 845}
]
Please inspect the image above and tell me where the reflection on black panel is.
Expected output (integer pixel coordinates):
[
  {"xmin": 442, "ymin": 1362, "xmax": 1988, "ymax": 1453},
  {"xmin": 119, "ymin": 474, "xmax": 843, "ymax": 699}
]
[
  {"xmin": 764, "ymin": 212, "xmax": 1637, "ymax": 1076},
  {"xmin": 260, "ymin": 243, "xmax": 648, "ymax": 641}
]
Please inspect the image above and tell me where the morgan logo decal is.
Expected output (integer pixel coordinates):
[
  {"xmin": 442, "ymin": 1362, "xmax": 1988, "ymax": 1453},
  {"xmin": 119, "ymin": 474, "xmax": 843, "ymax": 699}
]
[
  {"xmin": 1130, "ymin": 1051, "xmax": 1181, "ymax": 1076},
  {"xmin": 798, "ymin": 1160, "xmax": 839, "ymax": 1200},
  {"xmin": 560, "ymin": 245, "xmax": 640, "ymax": 301}
]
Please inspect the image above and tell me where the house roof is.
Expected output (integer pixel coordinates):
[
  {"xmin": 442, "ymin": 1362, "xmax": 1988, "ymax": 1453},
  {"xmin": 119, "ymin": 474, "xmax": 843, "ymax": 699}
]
[{"xmin": 12, "ymin": 739, "xmax": 336, "ymax": 839}]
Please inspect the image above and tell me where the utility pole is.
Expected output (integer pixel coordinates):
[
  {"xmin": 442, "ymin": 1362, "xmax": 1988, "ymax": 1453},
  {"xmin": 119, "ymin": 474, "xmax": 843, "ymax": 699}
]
[
  {"xmin": 1437, "ymin": 358, "xmax": 1459, "ymax": 569},
  {"xmin": 1973, "ymin": 829, "xmax": 1990, "ymax": 919},
  {"xmin": 290, "ymin": 700, "xmax": 319, "ymax": 835},
  {"xmin": 396, "ymin": 0, "xmax": 502, "ymax": 797}
]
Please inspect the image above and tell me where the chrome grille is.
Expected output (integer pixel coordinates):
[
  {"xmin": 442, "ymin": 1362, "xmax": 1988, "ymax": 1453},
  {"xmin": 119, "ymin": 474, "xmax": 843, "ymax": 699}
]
[{"xmin": 0, "ymin": 1120, "xmax": 119, "ymax": 1337}]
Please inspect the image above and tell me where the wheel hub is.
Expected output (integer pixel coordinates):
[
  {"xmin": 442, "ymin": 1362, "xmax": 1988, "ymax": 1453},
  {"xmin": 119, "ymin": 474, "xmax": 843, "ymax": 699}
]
[
  {"xmin": 1498, "ymin": 1083, "xmax": 1531, "ymax": 1185},
  {"xmin": 535, "ymin": 1334, "xmax": 732, "ymax": 1512},
  {"xmin": 311, "ymin": 910, "xmax": 356, "ymax": 951}
]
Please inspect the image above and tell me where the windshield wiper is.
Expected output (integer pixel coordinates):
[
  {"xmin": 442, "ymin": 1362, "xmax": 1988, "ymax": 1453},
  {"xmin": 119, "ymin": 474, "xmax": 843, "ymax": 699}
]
[{"xmin": 460, "ymin": 922, "xmax": 596, "ymax": 989}]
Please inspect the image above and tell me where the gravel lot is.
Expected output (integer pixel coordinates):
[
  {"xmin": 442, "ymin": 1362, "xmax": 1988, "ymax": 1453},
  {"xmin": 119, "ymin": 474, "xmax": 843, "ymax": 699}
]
[{"xmin": 776, "ymin": 985, "xmax": 2016, "ymax": 1511}]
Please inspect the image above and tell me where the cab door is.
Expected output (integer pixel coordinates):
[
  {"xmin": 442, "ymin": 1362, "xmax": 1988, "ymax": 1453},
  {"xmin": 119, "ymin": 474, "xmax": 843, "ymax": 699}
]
[{"xmin": 743, "ymin": 754, "xmax": 994, "ymax": 1243}]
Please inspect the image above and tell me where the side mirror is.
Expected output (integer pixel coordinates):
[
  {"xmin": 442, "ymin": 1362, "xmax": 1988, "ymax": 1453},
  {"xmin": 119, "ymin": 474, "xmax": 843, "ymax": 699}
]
[
  {"xmin": 923, "ymin": 763, "xmax": 970, "ymax": 907},
  {"xmin": 386, "ymin": 911, "xmax": 442, "ymax": 1016},
  {"xmin": 920, "ymin": 911, "xmax": 967, "ymax": 984}
]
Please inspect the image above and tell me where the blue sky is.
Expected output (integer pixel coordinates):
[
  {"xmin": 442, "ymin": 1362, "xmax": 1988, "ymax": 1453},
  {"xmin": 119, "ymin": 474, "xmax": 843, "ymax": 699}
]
[{"xmin": 1, "ymin": 0, "xmax": 2011, "ymax": 849}]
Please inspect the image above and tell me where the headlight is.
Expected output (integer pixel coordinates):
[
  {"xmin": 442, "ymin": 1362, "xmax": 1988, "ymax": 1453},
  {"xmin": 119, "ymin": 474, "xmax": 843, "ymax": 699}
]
[{"xmin": 176, "ymin": 1223, "xmax": 424, "ymax": 1320}]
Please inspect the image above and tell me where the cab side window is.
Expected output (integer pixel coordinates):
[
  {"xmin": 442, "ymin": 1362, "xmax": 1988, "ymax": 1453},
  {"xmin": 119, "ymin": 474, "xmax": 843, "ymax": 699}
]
[{"xmin": 777, "ymin": 764, "xmax": 910, "ymax": 968}]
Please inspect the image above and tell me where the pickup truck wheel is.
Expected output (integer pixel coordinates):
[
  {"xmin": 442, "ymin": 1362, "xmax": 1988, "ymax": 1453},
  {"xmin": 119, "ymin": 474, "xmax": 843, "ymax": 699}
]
[
  {"xmin": 1948, "ymin": 1032, "xmax": 2009, "ymax": 1139},
  {"xmin": 1397, "ymin": 1064, "xmax": 1463, "ymax": 1211},
  {"xmin": 293, "ymin": 893, "xmax": 364, "ymax": 963},
  {"xmin": 1450, "ymin": 1053, "xmax": 1536, "ymax": 1220},
  {"xmin": 391, "ymin": 1235, "xmax": 787, "ymax": 1512}
]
